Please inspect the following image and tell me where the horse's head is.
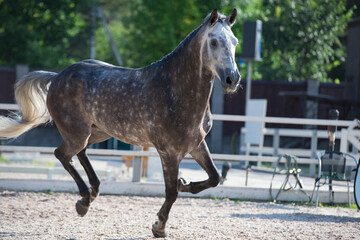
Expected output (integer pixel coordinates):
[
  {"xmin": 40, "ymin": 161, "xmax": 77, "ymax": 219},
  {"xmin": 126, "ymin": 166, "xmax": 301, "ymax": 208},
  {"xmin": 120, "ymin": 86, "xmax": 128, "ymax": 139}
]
[{"xmin": 202, "ymin": 8, "xmax": 241, "ymax": 93}]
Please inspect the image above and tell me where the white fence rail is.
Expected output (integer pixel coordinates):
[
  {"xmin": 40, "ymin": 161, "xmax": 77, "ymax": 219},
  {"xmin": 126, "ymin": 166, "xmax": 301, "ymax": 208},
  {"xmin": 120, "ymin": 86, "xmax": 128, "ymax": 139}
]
[
  {"xmin": 212, "ymin": 114, "xmax": 354, "ymax": 127},
  {"xmin": 0, "ymin": 103, "xmax": 19, "ymax": 111},
  {"xmin": 0, "ymin": 164, "xmax": 111, "ymax": 181},
  {"xmin": 0, "ymin": 145, "xmax": 316, "ymax": 164},
  {"xmin": 212, "ymin": 114, "xmax": 359, "ymax": 158}
]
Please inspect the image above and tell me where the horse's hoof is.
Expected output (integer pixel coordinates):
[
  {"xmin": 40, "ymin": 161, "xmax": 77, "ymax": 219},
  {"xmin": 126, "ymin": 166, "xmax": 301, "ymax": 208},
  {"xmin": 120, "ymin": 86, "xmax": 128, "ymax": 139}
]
[
  {"xmin": 178, "ymin": 178, "xmax": 194, "ymax": 193},
  {"xmin": 76, "ymin": 200, "xmax": 89, "ymax": 217},
  {"xmin": 178, "ymin": 178, "xmax": 187, "ymax": 192},
  {"xmin": 152, "ymin": 222, "xmax": 167, "ymax": 238}
]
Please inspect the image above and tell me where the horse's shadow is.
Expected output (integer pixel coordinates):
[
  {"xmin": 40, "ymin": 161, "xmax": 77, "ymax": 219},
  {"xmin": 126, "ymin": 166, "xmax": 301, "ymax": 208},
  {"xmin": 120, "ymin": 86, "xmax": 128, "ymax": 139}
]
[
  {"xmin": 106, "ymin": 238, "xmax": 145, "ymax": 240},
  {"xmin": 231, "ymin": 212, "xmax": 360, "ymax": 223},
  {"xmin": 65, "ymin": 238, "xmax": 145, "ymax": 240}
]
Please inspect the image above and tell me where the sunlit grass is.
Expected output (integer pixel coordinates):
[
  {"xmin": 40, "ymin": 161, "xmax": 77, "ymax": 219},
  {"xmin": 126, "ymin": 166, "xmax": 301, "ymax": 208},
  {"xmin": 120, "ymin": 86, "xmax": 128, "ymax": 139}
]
[
  {"xmin": 0, "ymin": 156, "xmax": 10, "ymax": 163},
  {"xmin": 32, "ymin": 159, "xmax": 56, "ymax": 167}
]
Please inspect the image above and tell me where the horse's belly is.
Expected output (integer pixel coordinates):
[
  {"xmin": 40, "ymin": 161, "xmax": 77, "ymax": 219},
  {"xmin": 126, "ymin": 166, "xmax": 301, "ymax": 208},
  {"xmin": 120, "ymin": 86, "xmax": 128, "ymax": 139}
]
[
  {"xmin": 93, "ymin": 119, "xmax": 153, "ymax": 147},
  {"xmin": 113, "ymin": 131, "xmax": 153, "ymax": 147}
]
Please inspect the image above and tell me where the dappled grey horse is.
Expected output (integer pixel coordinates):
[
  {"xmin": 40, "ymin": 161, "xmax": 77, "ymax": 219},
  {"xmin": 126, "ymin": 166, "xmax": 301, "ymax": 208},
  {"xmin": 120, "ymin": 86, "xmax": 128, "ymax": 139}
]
[{"xmin": 0, "ymin": 9, "xmax": 240, "ymax": 237}]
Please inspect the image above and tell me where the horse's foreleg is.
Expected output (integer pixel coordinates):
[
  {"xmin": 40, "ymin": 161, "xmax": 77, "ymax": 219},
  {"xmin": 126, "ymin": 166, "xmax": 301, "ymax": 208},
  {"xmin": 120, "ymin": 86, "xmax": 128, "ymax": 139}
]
[
  {"xmin": 77, "ymin": 149, "xmax": 100, "ymax": 202},
  {"xmin": 178, "ymin": 141, "xmax": 220, "ymax": 194},
  {"xmin": 152, "ymin": 154, "xmax": 180, "ymax": 238}
]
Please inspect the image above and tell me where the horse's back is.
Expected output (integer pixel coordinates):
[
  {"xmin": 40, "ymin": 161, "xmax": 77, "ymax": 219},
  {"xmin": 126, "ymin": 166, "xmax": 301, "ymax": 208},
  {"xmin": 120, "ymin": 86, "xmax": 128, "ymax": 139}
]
[
  {"xmin": 47, "ymin": 59, "xmax": 153, "ymax": 145},
  {"xmin": 48, "ymin": 59, "xmax": 135, "ymax": 99},
  {"xmin": 55, "ymin": 59, "xmax": 131, "ymax": 82}
]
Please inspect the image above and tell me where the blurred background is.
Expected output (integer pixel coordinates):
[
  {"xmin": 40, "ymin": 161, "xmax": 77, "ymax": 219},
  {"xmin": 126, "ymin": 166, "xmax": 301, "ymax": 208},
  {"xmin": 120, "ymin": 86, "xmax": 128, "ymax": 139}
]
[
  {"xmin": 0, "ymin": 0, "xmax": 359, "ymax": 81},
  {"xmin": 1, "ymin": 1, "xmax": 360, "ymax": 199},
  {"xmin": 0, "ymin": 0, "xmax": 359, "ymax": 153},
  {"xmin": 0, "ymin": 0, "xmax": 360, "ymax": 180}
]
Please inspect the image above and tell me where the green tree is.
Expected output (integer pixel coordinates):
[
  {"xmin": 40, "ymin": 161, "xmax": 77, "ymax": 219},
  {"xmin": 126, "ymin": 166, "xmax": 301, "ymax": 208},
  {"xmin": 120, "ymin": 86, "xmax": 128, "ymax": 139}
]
[
  {"xmin": 95, "ymin": 0, "xmax": 261, "ymax": 68},
  {"xmin": 0, "ymin": 0, "xmax": 355, "ymax": 83},
  {"xmin": 116, "ymin": 0, "xmax": 201, "ymax": 68},
  {"xmin": 259, "ymin": 0, "xmax": 354, "ymax": 82},
  {"xmin": 0, "ymin": 0, "xmax": 92, "ymax": 68}
]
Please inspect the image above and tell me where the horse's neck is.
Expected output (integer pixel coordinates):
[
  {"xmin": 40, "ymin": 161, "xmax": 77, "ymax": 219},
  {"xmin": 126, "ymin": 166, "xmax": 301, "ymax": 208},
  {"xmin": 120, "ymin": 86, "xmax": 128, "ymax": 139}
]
[{"xmin": 160, "ymin": 36, "xmax": 214, "ymax": 114}]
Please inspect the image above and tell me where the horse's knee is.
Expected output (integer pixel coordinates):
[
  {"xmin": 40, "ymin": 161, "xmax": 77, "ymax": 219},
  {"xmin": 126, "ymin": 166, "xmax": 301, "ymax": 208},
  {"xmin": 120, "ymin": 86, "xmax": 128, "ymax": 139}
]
[
  {"xmin": 209, "ymin": 172, "xmax": 220, "ymax": 187},
  {"xmin": 166, "ymin": 189, "xmax": 178, "ymax": 204}
]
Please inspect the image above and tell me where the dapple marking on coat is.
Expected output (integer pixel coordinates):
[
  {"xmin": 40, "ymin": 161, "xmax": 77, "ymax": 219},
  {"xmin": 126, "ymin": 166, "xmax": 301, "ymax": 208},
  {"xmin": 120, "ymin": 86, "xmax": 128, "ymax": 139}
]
[{"xmin": 0, "ymin": 9, "xmax": 240, "ymax": 237}]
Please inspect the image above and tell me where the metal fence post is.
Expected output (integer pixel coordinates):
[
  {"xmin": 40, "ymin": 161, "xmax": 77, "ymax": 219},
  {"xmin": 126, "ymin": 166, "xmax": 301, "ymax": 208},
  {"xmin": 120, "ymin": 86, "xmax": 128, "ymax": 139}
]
[
  {"xmin": 132, "ymin": 145, "xmax": 142, "ymax": 182},
  {"xmin": 272, "ymin": 129, "xmax": 280, "ymax": 168},
  {"xmin": 340, "ymin": 129, "xmax": 348, "ymax": 153},
  {"xmin": 309, "ymin": 130, "xmax": 317, "ymax": 177},
  {"xmin": 273, "ymin": 128, "xmax": 280, "ymax": 156},
  {"xmin": 47, "ymin": 168, "xmax": 53, "ymax": 180}
]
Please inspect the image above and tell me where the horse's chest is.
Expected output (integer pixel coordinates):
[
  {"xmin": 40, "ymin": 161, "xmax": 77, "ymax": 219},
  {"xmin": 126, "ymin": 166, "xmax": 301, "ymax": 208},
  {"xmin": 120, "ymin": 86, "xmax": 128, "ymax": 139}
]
[{"xmin": 167, "ymin": 112, "xmax": 212, "ymax": 149}]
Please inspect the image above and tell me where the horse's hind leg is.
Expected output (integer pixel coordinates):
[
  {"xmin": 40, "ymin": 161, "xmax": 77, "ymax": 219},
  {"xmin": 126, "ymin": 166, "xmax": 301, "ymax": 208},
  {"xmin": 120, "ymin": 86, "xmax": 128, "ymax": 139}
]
[
  {"xmin": 77, "ymin": 149, "xmax": 100, "ymax": 202},
  {"xmin": 178, "ymin": 141, "xmax": 220, "ymax": 194},
  {"xmin": 54, "ymin": 141, "xmax": 92, "ymax": 216},
  {"xmin": 77, "ymin": 129, "xmax": 110, "ymax": 202}
]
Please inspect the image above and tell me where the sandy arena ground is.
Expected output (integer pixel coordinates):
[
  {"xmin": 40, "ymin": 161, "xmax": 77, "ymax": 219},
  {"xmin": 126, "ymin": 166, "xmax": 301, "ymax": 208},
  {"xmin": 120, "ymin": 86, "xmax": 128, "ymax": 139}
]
[{"xmin": 0, "ymin": 191, "xmax": 360, "ymax": 240}]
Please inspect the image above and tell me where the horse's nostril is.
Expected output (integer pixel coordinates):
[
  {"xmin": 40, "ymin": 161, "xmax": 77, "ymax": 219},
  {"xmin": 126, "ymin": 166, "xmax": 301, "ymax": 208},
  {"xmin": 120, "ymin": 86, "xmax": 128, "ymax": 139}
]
[{"xmin": 226, "ymin": 77, "xmax": 232, "ymax": 85}]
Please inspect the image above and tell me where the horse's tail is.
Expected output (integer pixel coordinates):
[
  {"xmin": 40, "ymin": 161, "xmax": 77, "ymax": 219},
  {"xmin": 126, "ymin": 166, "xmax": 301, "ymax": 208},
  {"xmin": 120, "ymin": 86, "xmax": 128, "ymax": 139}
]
[{"xmin": 0, "ymin": 71, "xmax": 57, "ymax": 139}]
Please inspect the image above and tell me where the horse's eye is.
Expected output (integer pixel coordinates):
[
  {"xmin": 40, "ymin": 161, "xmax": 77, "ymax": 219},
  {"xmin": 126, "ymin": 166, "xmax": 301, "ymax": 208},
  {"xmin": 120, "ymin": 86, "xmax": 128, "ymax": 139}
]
[{"xmin": 210, "ymin": 39, "xmax": 217, "ymax": 48}]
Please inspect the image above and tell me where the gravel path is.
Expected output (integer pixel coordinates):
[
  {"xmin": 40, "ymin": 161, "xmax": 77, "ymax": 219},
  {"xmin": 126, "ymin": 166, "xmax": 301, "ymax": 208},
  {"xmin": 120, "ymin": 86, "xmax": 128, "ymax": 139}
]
[{"xmin": 0, "ymin": 191, "xmax": 360, "ymax": 240}]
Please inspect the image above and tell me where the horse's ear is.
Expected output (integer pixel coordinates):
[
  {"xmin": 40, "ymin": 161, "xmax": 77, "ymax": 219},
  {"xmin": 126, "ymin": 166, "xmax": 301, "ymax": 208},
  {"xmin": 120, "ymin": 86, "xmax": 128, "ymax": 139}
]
[
  {"xmin": 227, "ymin": 8, "xmax": 237, "ymax": 27},
  {"xmin": 209, "ymin": 9, "xmax": 218, "ymax": 26}
]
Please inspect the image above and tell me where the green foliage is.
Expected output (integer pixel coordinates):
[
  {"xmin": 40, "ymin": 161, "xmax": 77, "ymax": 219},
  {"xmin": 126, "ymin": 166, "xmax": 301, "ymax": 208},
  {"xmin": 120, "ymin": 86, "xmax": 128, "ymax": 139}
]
[
  {"xmin": 0, "ymin": 0, "xmax": 356, "ymax": 83},
  {"xmin": 259, "ymin": 0, "xmax": 354, "ymax": 82},
  {"xmin": 95, "ymin": 21, "xmax": 125, "ymax": 65},
  {"xmin": 0, "ymin": 0, "xmax": 93, "ymax": 68},
  {"xmin": 0, "ymin": 156, "xmax": 10, "ymax": 163},
  {"xmin": 118, "ymin": 0, "xmax": 202, "ymax": 68},
  {"xmin": 43, "ymin": 189, "xmax": 54, "ymax": 194},
  {"xmin": 33, "ymin": 159, "xmax": 56, "ymax": 167},
  {"xmin": 317, "ymin": 202, "xmax": 357, "ymax": 209},
  {"xmin": 95, "ymin": 0, "xmax": 263, "ymax": 68}
]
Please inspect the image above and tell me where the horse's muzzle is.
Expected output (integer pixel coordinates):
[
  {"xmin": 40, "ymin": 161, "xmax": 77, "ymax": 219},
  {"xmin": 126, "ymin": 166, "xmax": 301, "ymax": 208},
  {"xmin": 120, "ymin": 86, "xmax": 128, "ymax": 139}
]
[{"xmin": 221, "ymin": 68, "xmax": 241, "ymax": 93}]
